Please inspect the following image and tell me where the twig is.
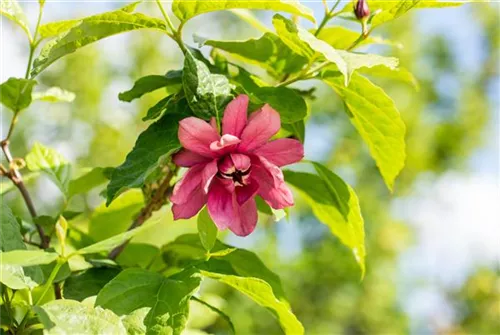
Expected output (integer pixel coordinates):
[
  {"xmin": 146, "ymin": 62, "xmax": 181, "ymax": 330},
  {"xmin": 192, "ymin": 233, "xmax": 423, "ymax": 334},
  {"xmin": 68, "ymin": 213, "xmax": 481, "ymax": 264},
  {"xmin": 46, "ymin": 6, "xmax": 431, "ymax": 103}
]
[{"xmin": 108, "ymin": 168, "xmax": 177, "ymax": 260}]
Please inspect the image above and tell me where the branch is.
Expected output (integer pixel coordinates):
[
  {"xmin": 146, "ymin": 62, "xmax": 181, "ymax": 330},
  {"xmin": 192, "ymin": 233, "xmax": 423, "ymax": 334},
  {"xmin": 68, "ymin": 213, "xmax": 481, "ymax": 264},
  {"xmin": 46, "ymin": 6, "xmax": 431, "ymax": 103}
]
[{"xmin": 108, "ymin": 167, "xmax": 177, "ymax": 260}]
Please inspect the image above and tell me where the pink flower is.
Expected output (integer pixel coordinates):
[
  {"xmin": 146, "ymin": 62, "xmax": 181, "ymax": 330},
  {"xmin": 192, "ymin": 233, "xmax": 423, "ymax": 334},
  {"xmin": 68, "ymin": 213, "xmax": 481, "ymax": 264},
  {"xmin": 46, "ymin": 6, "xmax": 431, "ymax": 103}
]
[{"xmin": 170, "ymin": 94, "xmax": 304, "ymax": 236}]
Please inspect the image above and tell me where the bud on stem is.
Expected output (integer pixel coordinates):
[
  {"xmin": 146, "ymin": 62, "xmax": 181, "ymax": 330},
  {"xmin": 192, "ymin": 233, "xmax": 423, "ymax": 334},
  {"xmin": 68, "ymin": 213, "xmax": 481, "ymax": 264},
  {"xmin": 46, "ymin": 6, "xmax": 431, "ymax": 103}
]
[{"xmin": 354, "ymin": 0, "xmax": 370, "ymax": 20}]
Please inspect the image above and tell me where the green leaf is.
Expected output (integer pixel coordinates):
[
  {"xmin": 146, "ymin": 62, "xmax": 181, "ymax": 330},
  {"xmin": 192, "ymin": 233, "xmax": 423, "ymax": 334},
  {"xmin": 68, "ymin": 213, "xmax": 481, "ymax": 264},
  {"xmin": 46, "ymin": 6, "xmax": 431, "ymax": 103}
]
[
  {"xmin": 121, "ymin": 307, "xmax": 149, "ymax": 335},
  {"xmin": 197, "ymin": 207, "xmax": 217, "ymax": 252},
  {"xmin": 75, "ymin": 222, "xmax": 156, "ymax": 256},
  {"xmin": 191, "ymin": 296, "xmax": 235, "ymax": 334},
  {"xmin": 321, "ymin": 71, "xmax": 406, "ymax": 190},
  {"xmin": 0, "ymin": 203, "xmax": 44, "ymax": 289},
  {"xmin": 68, "ymin": 167, "xmax": 109, "ymax": 198},
  {"xmin": 172, "ymin": 0, "xmax": 315, "ymax": 23},
  {"xmin": 315, "ymin": 26, "xmax": 402, "ymax": 50},
  {"xmin": 118, "ymin": 71, "xmax": 183, "ymax": 102},
  {"xmin": 31, "ymin": 8, "xmax": 169, "ymax": 76},
  {"xmin": 250, "ymin": 86, "xmax": 308, "ymax": 124},
  {"xmin": 0, "ymin": 0, "xmax": 30, "ymax": 39},
  {"xmin": 90, "ymin": 190, "xmax": 144, "ymax": 242},
  {"xmin": 0, "ymin": 77, "xmax": 37, "ymax": 113},
  {"xmin": 96, "ymin": 268, "xmax": 201, "ymax": 335},
  {"xmin": 273, "ymin": 15, "xmax": 399, "ymax": 84},
  {"xmin": 64, "ymin": 268, "xmax": 121, "ymax": 301},
  {"xmin": 38, "ymin": 19, "xmax": 81, "ymax": 39},
  {"xmin": 1, "ymin": 250, "xmax": 59, "ymax": 266},
  {"xmin": 282, "ymin": 120, "xmax": 305, "ymax": 143},
  {"xmin": 196, "ymin": 33, "xmax": 308, "ymax": 78},
  {"xmin": 200, "ymin": 271, "xmax": 303, "ymax": 335},
  {"xmin": 183, "ymin": 49, "xmax": 232, "ymax": 120},
  {"xmin": 106, "ymin": 111, "xmax": 188, "ymax": 205},
  {"xmin": 34, "ymin": 300, "xmax": 127, "ymax": 335},
  {"xmin": 32, "ymin": 86, "xmax": 75, "ymax": 103},
  {"xmin": 284, "ymin": 163, "xmax": 365, "ymax": 276},
  {"xmin": 360, "ymin": 65, "xmax": 420, "ymax": 90},
  {"xmin": 25, "ymin": 142, "xmax": 71, "ymax": 196}
]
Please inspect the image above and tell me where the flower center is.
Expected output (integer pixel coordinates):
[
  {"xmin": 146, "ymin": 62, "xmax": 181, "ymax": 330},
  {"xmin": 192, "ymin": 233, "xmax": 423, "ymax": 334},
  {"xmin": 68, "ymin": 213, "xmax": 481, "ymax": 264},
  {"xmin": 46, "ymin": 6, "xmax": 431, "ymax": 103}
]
[{"xmin": 217, "ymin": 154, "xmax": 251, "ymax": 186}]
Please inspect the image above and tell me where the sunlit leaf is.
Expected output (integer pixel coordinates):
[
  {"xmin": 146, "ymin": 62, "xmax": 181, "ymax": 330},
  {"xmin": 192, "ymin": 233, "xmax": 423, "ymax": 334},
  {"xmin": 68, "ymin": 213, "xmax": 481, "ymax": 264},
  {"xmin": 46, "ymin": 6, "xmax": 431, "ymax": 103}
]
[
  {"xmin": 315, "ymin": 26, "xmax": 402, "ymax": 50},
  {"xmin": 273, "ymin": 14, "xmax": 399, "ymax": 84},
  {"xmin": 34, "ymin": 300, "xmax": 127, "ymax": 335},
  {"xmin": 75, "ymin": 222, "xmax": 157, "ymax": 256},
  {"xmin": 183, "ymin": 49, "xmax": 232, "ymax": 120},
  {"xmin": 0, "ymin": 0, "xmax": 30, "ymax": 39},
  {"xmin": 200, "ymin": 271, "xmax": 303, "ymax": 335},
  {"xmin": 172, "ymin": 0, "xmax": 315, "ymax": 23},
  {"xmin": 38, "ymin": 19, "xmax": 81, "ymax": 39},
  {"xmin": 321, "ymin": 70, "xmax": 406, "ymax": 190},
  {"xmin": 96, "ymin": 268, "xmax": 201, "ymax": 335},
  {"xmin": 284, "ymin": 162, "xmax": 366, "ymax": 276},
  {"xmin": 360, "ymin": 65, "xmax": 420, "ymax": 90},
  {"xmin": 0, "ymin": 77, "xmax": 37, "ymax": 113},
  {"xmin": 1, "ymin": 250, "xmax": 59, "ymax": 266},
  {"xmin": 32, "ymin": 86, "xmax": 75, "ymax": 103},
  {"xmin": 31, "ymin": 7, "xmax": 169, "ymax": 76},
  {"xmin": 25, "ymin": 142, "xmax": 71, "ymax": 196},
  {"xmin": 197, "ymin": 207, "xmax": 217, "ymax": 252}
]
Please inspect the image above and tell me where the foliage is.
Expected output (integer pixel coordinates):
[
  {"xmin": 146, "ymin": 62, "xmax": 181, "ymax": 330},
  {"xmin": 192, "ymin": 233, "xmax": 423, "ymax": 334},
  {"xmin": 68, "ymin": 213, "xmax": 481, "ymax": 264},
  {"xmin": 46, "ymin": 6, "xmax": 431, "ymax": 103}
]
[{"xmin": 1, "ymin": 0, "xmax": 492, "ymax": 334}]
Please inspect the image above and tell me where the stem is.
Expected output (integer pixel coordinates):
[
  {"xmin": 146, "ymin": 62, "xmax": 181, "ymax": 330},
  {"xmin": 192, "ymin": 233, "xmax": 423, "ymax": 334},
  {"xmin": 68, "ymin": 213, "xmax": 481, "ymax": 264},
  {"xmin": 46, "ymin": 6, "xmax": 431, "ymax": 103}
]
[
  {"xmin": 108, "ymin": 168, "xmax": 177, "ymax": 259},
  {"xmin": 155, "ymin": 0, "xmax": 176, "ymax": 35},
  {"xmin": 35, "ymin": 259, "xmax": 63, "ymax": 306},
  {"xmin": 346, "ymin": 27, "xmax": 373, "ymax": 51},
  {"xmin": 314, "ymin": 0, "xmax": 341, "ymax": 37},
  {"xmin": 277, "ymin": 62, "xmax": 329, "ymax": 87},
  {"xmin": 25, "ymin": 3, "xmax": 44, "ymax": 79}
]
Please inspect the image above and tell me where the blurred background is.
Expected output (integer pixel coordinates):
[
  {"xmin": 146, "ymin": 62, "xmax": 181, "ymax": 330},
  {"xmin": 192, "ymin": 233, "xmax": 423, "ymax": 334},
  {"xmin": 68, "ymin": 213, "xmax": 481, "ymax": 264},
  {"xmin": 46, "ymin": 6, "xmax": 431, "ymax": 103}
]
[{"xmin": 1, "ymin": 1, "xmax": 499, "ymax": 334}]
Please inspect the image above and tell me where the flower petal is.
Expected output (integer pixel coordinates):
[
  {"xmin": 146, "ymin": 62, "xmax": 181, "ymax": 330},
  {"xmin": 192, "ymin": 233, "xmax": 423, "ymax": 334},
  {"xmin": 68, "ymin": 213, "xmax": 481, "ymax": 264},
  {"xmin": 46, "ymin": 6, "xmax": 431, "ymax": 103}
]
[
  {"xmin": 251, "ymin": 157, "xmax": 294, "ymax": 209},
  {"xmin": 207, "ymin": 179, "xmax": 238, "ymax": 230},
  {"xmin": 210, "ymin": 117, "xmax": 218, "ymax": 132},
  {"xmin": 202, "ymin": 160, "xmax": 218, "ymax": 193},
  {"xmin": 209, "ymin": 134, "xmax": 241, "ymax": 154},
  {"xmin": 170, "ymin": 164, "xmax": 204, "ymax": 205},
  {"xmin": 235, "ymin": 180, "xmax": 259, "ymax": 205},
  {"xmin": 179, "ymin": 117, "xmax": 220, "ymax": 157},
  {"xmin": 253, "ymin": 138, "xmax": 304, "ymax": 167},
  {"xmin": 172, "ymin": 186, "xmax": 206, "ymax": 220},
  {"xmin": 230, "ymin": 153, "xmax": 251, "ymax": 171},
  {"xmin": 230, "ymin": 198, "xmax": 258, "ymax": 237},
  {"xmin": 222, "ymin": 94, "xmax": 249, "ymax": 138},
  {"xmin": 239, "ymin": 104, "xmax": 281, "ymax": 152},
  {"xmin": 173, "ymin": 149, "xmax": 211, "ymax": 167}
]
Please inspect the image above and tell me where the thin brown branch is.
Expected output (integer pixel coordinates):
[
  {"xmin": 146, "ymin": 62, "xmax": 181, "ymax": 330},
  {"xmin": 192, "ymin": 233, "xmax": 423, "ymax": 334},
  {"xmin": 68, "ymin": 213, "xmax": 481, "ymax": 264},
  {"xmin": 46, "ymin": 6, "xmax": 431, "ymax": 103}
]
[
  {"xmin": 108, "ymin": 168, "xmax": 177, "ymax": 260},
  {"xmin": 1, "ymin": 140, "xmax": 49, "ymax": 248}
]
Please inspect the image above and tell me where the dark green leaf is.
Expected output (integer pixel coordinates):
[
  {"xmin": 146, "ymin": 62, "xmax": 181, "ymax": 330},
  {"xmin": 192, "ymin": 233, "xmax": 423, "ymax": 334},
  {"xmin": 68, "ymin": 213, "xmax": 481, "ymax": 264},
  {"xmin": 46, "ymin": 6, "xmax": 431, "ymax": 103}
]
[
  {"xmin": 31, "ymin": 8, "xmax": 169, "ymax": 76},
  {"xmin": 0, "ymin": 77, "xmax": 37, "ymax": 113},
  {"xmin": 96, "ymin": 268, "xmax": 201, "ymax": 335},
  {"xmin": 197, "ymin": 33, "xmax": 308, "ymax": 78},
  {"xmin": 106, "ymin": 111, "xmax": 188, "ymax": 205},
  {"xmin": 172, "ymin": 0, "xmax": 315, "ymax": 23},
  {"xmin": 64, "ymin": 268, "xmax": 121, "ymax": 301},
  {"xmin": 282, "ymin": 120, "xmax": 305, "ymax": 143},
  {"xmin": 197, "ymin": 207, "xmax": 217, "ymax": 252},
  {"xmin": 321, "ymin": 70, "xmax": 406, "ymax": 190},
  {"xmin": 25, "ymin": 142, "xmax": 71, "ymax": 196},
  {"xmin": 34, "ymin": 300, "xmax": 127, "ymax": 334},
  {"xmin": 68, "ymin": 167, "xmax": 108, "ymax": 198},
  {"xmin": 284, "ymin": 163, "xmax": 365, "ymax": 276},
  {"xmin": 118, "ymin": 71, "xmax": 182, "ymax": 102},
  {"xmin": 40, "ymin": 260, "xmax": 71, "ymax": 284},
  {"xmin": 183, "ymin": 49, "xmax": 232, "ymax": 120},
  {"xmin": 251, "ymin": 86, "xmax": 308, "ymax": 124}
]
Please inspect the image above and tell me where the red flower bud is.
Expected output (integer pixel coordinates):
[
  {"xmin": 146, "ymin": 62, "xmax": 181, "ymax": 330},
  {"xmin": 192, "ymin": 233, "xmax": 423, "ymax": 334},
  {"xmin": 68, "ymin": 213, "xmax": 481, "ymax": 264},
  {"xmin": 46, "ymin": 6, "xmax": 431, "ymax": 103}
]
[{"xmin": 354, "ymin": 0, "xmax": 370, "ymax": 20}]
